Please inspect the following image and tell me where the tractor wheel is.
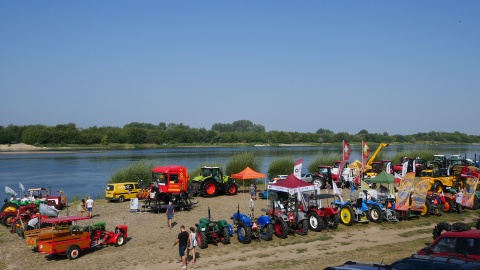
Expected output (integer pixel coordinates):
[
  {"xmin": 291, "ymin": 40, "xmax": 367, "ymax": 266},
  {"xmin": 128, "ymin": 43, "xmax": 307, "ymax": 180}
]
[
  {"xmin": 296, "ymin": 219, "xmax": 309, "ymax": 235},
  {"xmin": 115, "ymin": 235, "xmax": 125, "ymax": 246},
  {"xmin": 313, "ymin": 178, "xmax": 326, "ymax": 189},
  {"xmin": 1, "ymin": 212, "xmax": 16, "ymax": 227},
  {"xmin": 237, "ymin": 221, "xmax": 251, "ymax": 244},
  {"xmin": 118, "ymin": 196, "xmax": 125, "ymax": 203},
  {"xmin": 421, "ymin": 201, "xmax": 431, "ymax": 217},
  {"xmin": 339, "ymin": 205, "xmax": 354, "ymax": 226},
  {"xmin": 226, "ymin": 182, "xmax": 238, "ymax": 196},
  {"xmin": 202, "ymin": 180, "xmax": 218, "ymax": 197},
  {"xmin": 452, "ymin": 222, "xmax": 470, "ymax": 231},
  {"xmin": 434, "ymin": 204, "xmax": 444, "ymax": 216},
  {"xmin": 308, "ymin": 212, "xmax": 325, "ymax": 232},
  {"xmin": 329, "ymin": 214, "xmax": 340, "ymax": 229},
  {"xmin": 431, "ymin": 182, "xmax": 443, "ymax": 193},
  {"xmin": 432, "ymin": 222, "xmax": 452, "ymax": 239},
  {"xmin": 12, "ymin": 219, "xmax": 26, "ymax": 237},
  {"xmin": 369, "ymin": 205, "xmax": 382, "ymax": 223},
  {"xmin": 221, "ymin": 226, "xmax": 230, "ymax": 245},
  {"xmin": 0, "ymin": 202, "xmax": 18, "ymax": 213},
  {"xmin": 444, "ymin": 197, "xmax": 454, "ymax": 213},
  {"xmin": 472, "ymin": 198, "xmax": 479, "ymax": 210},
  {"xmin": 274, "ymin": 216, "xmax": 288, "ymax": 239},
  {"xmin": 260, "ymin": 223, "xmax": 274, "ymax": 241},
  {"xmin": 66, "ymin": 245, "xmax": 81, "ymax": 260},
  {"xmin": 196, "ymin": 228, "xmax": 208, "ymax": 249}
]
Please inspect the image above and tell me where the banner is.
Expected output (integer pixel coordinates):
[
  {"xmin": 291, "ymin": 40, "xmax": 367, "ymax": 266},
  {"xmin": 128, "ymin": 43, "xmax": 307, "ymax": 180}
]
[
  {"xmin": 19, "ymin": 182, "xmax": 25, "ymax": 194},
  {"xmin": 332, "ymin": 182, "xmax": 344, "ymax": 204},
  {"xmin": 395, "ymin": 172, "xmax": 415, "ymax": 211},
  {"xmin": 411, "ymin": 178, "xmax": 430, "ymax": 212},
  {"xmin": 362, "ymin": 141, "xmax": 370, "ymax": 170},
  {"xmin": 293, "ymin": 158, "xmax": 303, "ymax": 179},
  {"xmin": 461, "ymin": 178, "xmax": 478, "ymax": 208},
  {"xmin": 5, "ymin": 186, "xmax": 17, "ymax": 196}
]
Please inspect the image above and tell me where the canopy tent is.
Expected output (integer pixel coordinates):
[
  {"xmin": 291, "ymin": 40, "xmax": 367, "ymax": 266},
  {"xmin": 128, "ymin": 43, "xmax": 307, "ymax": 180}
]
[
  {"xmin": 267, "ymin": 174, "xmax": 317, "ymax": 210},
  {"xmin": 231, "ymin": 167, "xmax": 266, "ymax": 191},
  {"xmin": 348, "ymin": 159, "xmax": 363, "ymax": 169},
  {"xmin": 367, "ymin": 171, "xmax": 394, "ymax": 184}
]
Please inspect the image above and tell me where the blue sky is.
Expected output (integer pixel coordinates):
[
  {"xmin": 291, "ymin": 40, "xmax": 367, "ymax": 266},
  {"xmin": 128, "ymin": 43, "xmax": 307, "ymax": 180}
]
[{"xmin": 1, "ymin": 1, "xmax": 479, "ymax": 135}]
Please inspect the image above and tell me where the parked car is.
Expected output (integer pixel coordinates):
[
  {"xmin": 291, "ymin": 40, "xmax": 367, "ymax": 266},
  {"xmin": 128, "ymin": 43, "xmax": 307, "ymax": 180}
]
[
  {"xmin": 270, "ymin": 175, "xmax": 288, "ymax": 183},
  {"xmin": 416, "ymin": 229, "xmax": 480, "ymax": 260},
  {"xmin": 391, "ymin": 254, "xmax": 480, "ymax": 270},
  {"xmin": 324, "ymin": 260, "xmax": 393, "ymax": 270},
  {"xmin": 105, "ymin": 182, "xmax": 141, "ymax": 202},
  {"xmin": 258, "ymin": 190, "xmax": 276, "ymax": 200},
  {"xmin": 300, "ymin": 173, "xmax": 314, "ymax": 182}
]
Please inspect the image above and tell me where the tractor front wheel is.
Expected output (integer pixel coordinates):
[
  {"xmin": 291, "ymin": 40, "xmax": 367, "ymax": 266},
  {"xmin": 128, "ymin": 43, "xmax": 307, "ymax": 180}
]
[
  {"xmin": 260, "ymin": 224, "xmax": 274, "ymax": 241},
  {"xmin": 237, "ymin": 221, "xmax": 251, "ymax": 244},
  {"xmin": 308, "ymin": 212, "xmax": 324, "ymax": 232},
  {"xmin": 422, "ymin": 201, "xmax": 431, "ymax": 217},
  {"xmin": 274, "ymin": 217, "xmax": 288, "ymax": 239},
  {"xmin": 203, "ymin": 180, "xmax": 218, "ymax": 197},
  {"xmin": 2, "ymin": 212, "xmax": 16, "ymax": 227},
  {"xmin": 221, "ymin": 226, "xmax": 230, "ymax": 245},
  {"xmin": 197, "ymin": 228, "xmax": 208, "ymax": 249},
  {"xmin": 67, "ymin": 245, "xmax": 81, "ymax": 260},
  {"xmin": 340, "ymin": 205, "xmax": 354, "ymax": 226},
  {"xmin": 115, "ymin": 235, "xmax": 125, "ymax": 246}
]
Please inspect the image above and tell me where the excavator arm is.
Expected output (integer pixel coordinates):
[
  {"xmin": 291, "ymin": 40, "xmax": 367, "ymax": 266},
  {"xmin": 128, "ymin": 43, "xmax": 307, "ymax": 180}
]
[{"xmin": 365, "ymin": 143, "xmax": 389, "ymax": 170}]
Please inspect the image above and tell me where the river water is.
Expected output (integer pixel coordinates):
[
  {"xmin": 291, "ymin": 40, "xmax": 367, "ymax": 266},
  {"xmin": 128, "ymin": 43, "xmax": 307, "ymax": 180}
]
[{"xmin": 1, "ymin": 144, "xmax": 479, "ymax": 200}]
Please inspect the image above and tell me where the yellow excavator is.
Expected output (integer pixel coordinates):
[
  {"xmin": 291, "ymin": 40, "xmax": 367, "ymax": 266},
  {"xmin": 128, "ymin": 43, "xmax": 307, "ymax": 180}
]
[{"xmin": 363, "ymin": 143, "xmax": 389, "ymax": 178}]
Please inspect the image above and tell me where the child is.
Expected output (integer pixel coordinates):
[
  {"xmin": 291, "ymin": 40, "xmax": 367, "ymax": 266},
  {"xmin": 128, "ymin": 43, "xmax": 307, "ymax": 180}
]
[{"xmin": 187, "ymin": 227, "xmax": 197, "ymax": 264}]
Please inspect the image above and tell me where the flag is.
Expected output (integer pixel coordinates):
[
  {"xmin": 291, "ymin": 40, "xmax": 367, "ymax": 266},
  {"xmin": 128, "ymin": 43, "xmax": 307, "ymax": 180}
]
[
  {"xmin": 343, "ymin": 140, "xmax": 351, "ymax": 161},
  {"xmin": 401, "ymin": 161, "xmax": 408, "ymax": 177},
  {"xmin": 362, "ymin": 141, "xmax": 370, "ymax": 160},
  {"xmin": 293, "ymin": 158, "xmax": 303, "ymax": 179},
  {"xmin": 19, "ymin": 182, "xmax": 25, "ymax": 194},
  {"xmin": 5, "ymin": 186, "xmax": 17, "ymax": 196},
  {"xmin": 332, "ymin": 182, "xmax": 344, "ymax": 204}
]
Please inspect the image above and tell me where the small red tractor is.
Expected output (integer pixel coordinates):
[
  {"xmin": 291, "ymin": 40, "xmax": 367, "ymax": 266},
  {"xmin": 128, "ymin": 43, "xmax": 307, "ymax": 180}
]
[
  {"xmin": 37, "ymin": 216, "xmax": 127, "ymax": 260},
  {"xmin": 144, "ymin": 164, "xmax": 196, "ymax": 212},
  {"xmin": 28, "ymin": 188, "xmax": 67, "ymax": 210},
  {"xmin": 303, "ymin": 193, "xmax": 340, "ymax": 232}
]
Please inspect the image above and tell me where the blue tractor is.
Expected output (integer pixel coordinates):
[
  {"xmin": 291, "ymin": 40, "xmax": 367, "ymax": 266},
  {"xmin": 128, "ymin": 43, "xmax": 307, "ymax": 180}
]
[
  {"xmin": 231, "ymin": 204, "xmax": 274, "ymax": 243},
  {"xmin": 334, "ymin": 197, "xmax": 370, "ymax": 226}
]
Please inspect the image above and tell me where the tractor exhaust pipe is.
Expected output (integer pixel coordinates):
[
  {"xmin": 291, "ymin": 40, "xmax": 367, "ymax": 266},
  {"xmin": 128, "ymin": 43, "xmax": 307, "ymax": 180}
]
[{"xmin": 208, "ymin": 207, "xmax": 211, "ymax": 220}]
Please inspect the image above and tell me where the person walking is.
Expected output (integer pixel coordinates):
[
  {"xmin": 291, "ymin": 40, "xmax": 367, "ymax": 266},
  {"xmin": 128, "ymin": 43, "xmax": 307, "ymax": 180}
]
[
  {"xmin": 250, "ymin": 184, "xmax": 256, "ymax": 200},
  {"xmin": 166, "ymin": 201, "xmax": 174, "ymax": 229},
  {"xmin": 173, "ymin": 225, "xmax": 189, "ymax": 269},
  {"xmin": 249, "ymin": 195, "xmax": 255, "ymax": 218},
  {"xmin": 78, "ymin": 199, "xmax": 86, "ymax": 216},
  {"xmin": 187, "ymin": 227, "xmax": 197, "ymax": 265},
  {"xmin": 86, "ymin": 196, "xmax": 94, "ymax": 218},
  {"xmin": 455, "ymin": 188, "xmax": 463, "ymax": 214}
]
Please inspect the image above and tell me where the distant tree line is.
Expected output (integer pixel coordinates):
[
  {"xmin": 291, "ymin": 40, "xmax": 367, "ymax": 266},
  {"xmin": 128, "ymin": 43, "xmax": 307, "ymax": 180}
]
[{"xmin": 0, "ymin": 120, "xmax": 479, "ymax": 146}]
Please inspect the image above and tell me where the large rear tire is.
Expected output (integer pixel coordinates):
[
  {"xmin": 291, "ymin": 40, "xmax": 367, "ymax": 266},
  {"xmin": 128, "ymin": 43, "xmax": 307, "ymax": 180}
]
[
  {"xmin": 340, "ymin": 205, "xmax": 354, "ymax": 226},
  {"xmin": 296, "ymin": 219, "xmax": 309, "ymax": 235},
  {"xmin": 237, "ymin": 221, "xmax": 251, "ymax": 244},
  {"xmin": 313, "ymin": 178, "xmax": 325, "ymax": 189},
  {"xmin": 221, "ymin": 226, "xmax": 230, "ymax": 245},
  {"xmin": 308, "ymin": 212, "xmax": 324, "ymax": 232},
  {"xmin": 260, "ymin": 223, "xmax": 274, "ymax": 241},
  {"xmin": 226, "ymin": 182, "xmax": 238, "ymax": 196},
  {"xmin": 197, "ymin": 228, "xmax": 208, "ymax": 249},
  {"xmin": 444, "ymin": 197, "xmax": 454, "ymax": 213},
  {"xmin": 274, "ymin": 217, "xmax": 288, "ymax": 239},
  {"xmin": 1, "ymin": 212, "xmax": 16, "ymax": 227}
]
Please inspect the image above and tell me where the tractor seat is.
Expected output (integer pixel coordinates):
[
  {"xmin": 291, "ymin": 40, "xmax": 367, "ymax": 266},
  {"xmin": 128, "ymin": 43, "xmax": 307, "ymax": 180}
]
[{"xmin": 209, "ymin": 222, "xmax": 217, "ymax": 227}]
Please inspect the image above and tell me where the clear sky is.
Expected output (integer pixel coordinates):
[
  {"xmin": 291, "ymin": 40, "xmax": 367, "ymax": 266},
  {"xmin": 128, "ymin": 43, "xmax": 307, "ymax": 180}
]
[{"xmin": 1, "ymin": 1, "xmax": 479, "ymax": 135}]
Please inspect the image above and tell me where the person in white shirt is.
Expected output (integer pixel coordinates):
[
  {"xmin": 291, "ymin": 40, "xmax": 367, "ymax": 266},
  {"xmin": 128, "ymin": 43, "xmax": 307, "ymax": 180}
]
[
  {"xmin": 21, "ymin": 195, "xmax": 29, "ymax": 203},
  {"xmin": 86, "ymin": 196, "xmax": 94, "ymax": 218}
]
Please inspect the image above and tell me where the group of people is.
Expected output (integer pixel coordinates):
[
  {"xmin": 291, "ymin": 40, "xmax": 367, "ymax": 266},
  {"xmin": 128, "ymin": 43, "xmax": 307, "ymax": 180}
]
[
  {"xmin": 77, "ymin": 196, "xmax": 94, "ymax": 218},
  {"xmin": 167, "ymin": 201, "xmax": 198, "ymax": 268}
]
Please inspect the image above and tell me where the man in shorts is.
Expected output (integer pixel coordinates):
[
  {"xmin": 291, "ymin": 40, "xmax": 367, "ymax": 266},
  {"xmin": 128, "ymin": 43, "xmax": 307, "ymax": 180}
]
[
  {"xmin": 173, "ymin": 225, "xmax": 190, "ymax": 268},
  {"xmin": 86, "ymin": 196, "xmax": 94, "ymax": 218},
  {"xmin": 166, "ymin": 201, "xmax": 174, "ymax": 229}
]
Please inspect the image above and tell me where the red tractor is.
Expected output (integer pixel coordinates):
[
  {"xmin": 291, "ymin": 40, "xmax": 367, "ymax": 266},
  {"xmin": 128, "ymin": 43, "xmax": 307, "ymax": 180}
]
[
  {"xmin": 303, "ymin": 193, "xmax": 340, "ymax": 232},
  {"xmin": 27, "ymin": 188, "xmax": 67, "ymax": 210},
  {"xmin": 145, "ymin": 164, "xmax": 196, "ymax": 212}
]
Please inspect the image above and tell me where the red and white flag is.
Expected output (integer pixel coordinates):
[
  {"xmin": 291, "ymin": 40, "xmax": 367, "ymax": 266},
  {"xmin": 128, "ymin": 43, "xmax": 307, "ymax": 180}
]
[
  {"xmin": 294, "ymin": 158, "xmax": 303, "ymax": 179},
  {"xmin": 362, "ymin": 141, "xmax": 370, "ymax": 170},
  {"xmin": 343, "ymin": 140, "xmax": 351, "ymax": 161}
]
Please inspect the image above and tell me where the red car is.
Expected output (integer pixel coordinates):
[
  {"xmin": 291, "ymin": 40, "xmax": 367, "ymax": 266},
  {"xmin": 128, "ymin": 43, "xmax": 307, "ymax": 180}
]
[{"xmin": 417, "ymin": 229, "xmax": 480, "ymax": 260}]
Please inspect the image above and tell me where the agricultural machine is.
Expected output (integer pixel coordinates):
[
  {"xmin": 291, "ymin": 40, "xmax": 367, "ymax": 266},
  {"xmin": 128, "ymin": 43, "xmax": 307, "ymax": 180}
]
[
  {"xmin": 312, "ymin": 166, "xmax": 336, "ymax": 189},
  {"xmin": 190, "ymin": 166, "xmax": 238, "ymax": 197},
  {"xmin": 422, "ymin": 193, "xmax": 445, "ymax": 217},
  {"xmin": 266, "ymin": 190, "xmax": 309, "ymax": 238},
  {"xmin": 363, "ymin": 143, "xmax": 389, "ymax": 178},
  {"xmin": 145, "ymin": 165, "xmax": 196, "ymax": 212},
  {"xmin": 36, "ymin": 216, "xmax": 127, "ymax": 260},
  {"xmin": 195, "ymin": 207, "xmax": 233, "ymax": 249},
  {"xmin": 334, "ymin": 197, "xmax": 370, "ymax": 226},
  {"xmin": 304, "ymin": 194, "xmax": 340, "ymax": 231},
  {"xmin": 231, "ymin": 204, "xmax": 274, "ymax": 243},
  {"xmin": 27, "ymin": 188, "xmax": 67, "ymax": 210}
]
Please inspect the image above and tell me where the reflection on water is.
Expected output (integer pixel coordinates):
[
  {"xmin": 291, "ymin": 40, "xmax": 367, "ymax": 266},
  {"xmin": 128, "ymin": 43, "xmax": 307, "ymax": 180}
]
[{"xmin": 1, "ymin": 144, "xmax": 479, "ymax": 199}]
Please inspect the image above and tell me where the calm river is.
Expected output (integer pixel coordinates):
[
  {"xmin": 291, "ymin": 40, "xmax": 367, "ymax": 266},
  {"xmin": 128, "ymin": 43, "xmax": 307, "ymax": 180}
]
[{"xmin": 1, "ymin": 144, "xmax": 480, "ymax": 200}]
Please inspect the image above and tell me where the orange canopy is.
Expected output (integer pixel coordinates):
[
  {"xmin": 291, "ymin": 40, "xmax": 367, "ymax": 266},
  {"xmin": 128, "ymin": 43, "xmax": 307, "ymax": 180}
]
[
  {"xmin": 231, "ymin": 167, "xmax": 266, "ymax": 191},
  {"xmin": 231, "ymin": 167, "xmax": 266, "ymax": 179}
]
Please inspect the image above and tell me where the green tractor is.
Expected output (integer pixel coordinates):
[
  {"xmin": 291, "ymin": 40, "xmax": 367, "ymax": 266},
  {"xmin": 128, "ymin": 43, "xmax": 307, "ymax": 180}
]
[
  {"xmin": 195, "ymin": 207, "xmax": 233, "ymax": 249},
  {"xmin": 190, "ymin": 166, "xmax": 238, "ymax": 197}
]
